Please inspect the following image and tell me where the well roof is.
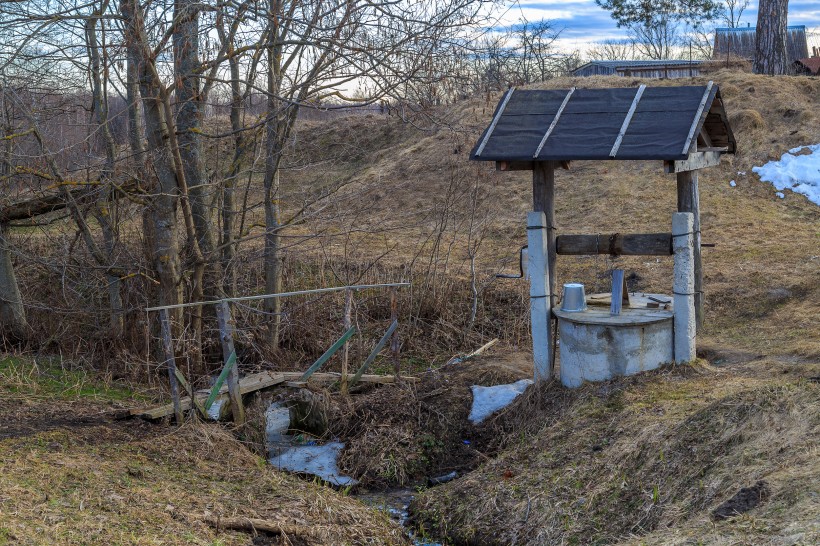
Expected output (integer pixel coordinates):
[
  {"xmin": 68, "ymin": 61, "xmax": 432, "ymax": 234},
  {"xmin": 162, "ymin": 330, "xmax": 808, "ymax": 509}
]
[{"xmin": 470, "ymin": 84, "xmax": 735, "ymax": 162}]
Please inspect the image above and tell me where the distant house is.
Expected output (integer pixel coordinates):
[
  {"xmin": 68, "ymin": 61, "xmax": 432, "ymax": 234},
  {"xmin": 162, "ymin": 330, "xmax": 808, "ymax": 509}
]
[
  {"xmin": 572, "ymin": 60, "xmax": 702, "ymax": 79},
  {"xmin": 713, "ymin": 25, "xmax": 809, "ymax": 63},
  {"xmin": 794, "ymin": 47, "xmax": 820, "ymax": 76},
  {"xmin": 795, "ymin": 57, "xmax": 820, "ymax": 76}
]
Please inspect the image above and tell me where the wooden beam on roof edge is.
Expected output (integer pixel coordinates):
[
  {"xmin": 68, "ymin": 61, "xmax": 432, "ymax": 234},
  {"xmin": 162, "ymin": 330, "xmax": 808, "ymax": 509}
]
[
  {"xmin": 496, "ymin": 160, "xmax": 570, "ymax": 172},
  {"xmin": 475, "ymin": 87, "xmax": 515, "ymax": 157},
  {"xmin": 664, "ymin": 151, "xmax": 722, "ymax": 174}
]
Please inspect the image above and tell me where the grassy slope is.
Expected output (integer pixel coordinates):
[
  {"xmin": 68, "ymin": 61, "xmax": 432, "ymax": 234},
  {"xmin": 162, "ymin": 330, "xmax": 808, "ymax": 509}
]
[
  {"xmin": 284, "ymin": 70, "xmax": 820, "ymax": 361},
  {"xmin": 0, "ymin": 356, "xmax": 408, "ymax": 546}
]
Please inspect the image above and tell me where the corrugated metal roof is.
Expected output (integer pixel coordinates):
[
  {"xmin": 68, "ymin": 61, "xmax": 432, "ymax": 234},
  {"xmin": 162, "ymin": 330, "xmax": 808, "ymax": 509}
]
[
  {"xmin": 796, "ymin": 57, "xmax": 820, "ymax": 75},
  {"xmin": 470, "ymin": 84, "xmax": 736, "ymax": 162},
  {"xmin": 581, "ymin": 60, "xmax": 702, "ymax": 68},
  {"xmin": 715, "ymin": 25, "xmax": 806, "ymax": 32}
]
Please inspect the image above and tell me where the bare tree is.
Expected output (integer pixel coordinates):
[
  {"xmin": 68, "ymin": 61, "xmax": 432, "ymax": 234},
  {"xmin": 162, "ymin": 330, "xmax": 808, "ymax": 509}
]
[
  {"xmin": 722, "ymin": 0, "xmax": 750, "ymax": 28},
  {"xmin": 586, "ymin": 39, "xmax": 639, "ymax": 61}
]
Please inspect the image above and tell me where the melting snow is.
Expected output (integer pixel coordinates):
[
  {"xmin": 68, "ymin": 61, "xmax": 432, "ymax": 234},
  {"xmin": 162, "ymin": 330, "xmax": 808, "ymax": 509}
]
[
  {"xmin": 270, "ymin": 442, "xmax": 358, "ymax": 487},
  {"xmin": 468, "ymin": 379, "xmax": 533, "ymax": 424},
  {"xmin": 753, "ymin": 143, "xmax": 820, "ymax": 205}
]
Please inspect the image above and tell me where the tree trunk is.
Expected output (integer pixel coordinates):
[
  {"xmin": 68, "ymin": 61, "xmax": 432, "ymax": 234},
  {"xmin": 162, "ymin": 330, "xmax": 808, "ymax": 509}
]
[
  {"xmin": 0, "ymin": 224, "xmax": 27, "ymax": 340},
  {"xmin": 754, "ymin": 0, "xmax": 789, "ymax": 75},
  {"xmin": 263, "ymin": 28, "xmax": 284, "ymax": 349},
  {"xmin": 174, "ymin": 0, "xmax": 223, "ymax": 301},
  {"xmin": 121, "ymin": 0, "xmax": 183, "ymax": 316},
  {"xmin": 86, "ymin": 8, "xmax": 124, "ymax": 337}
]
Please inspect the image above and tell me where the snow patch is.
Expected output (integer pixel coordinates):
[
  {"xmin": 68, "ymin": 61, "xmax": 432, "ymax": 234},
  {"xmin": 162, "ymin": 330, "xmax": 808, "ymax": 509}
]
[
  {"xmin": 270, "ymin": 442, "xmax": 358, "ymax": 487},
  {"xmin": 468, "ymin": 379, "xmax": 533, "ymax": 424},
  {"xmin": 776, "ymin": 192, "xmax": 785, "ymax": 199},
  {"xmin": 753, "ymin": 143, "xmax": 820, "ymax": 205},
  {"xmin": 729, "ymin": 180, "xmax": 736, "ymax": 187}
]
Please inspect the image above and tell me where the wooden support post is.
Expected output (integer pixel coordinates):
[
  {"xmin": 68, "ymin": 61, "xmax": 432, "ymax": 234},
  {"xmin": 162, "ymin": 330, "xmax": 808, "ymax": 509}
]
[
  {"xmin": 527, "ymin": 211, "xmax": 552, "ymax": 381},
  {"xmin": 159, "ymin": 308, "xmax": 183, "ymax": 425},
  {"xmin": 390, "ymin": 286, "xmax": 400, "ymax": 377},
  {"xmin": 533, "ymin": 161, "xmax": 557, "ymax": 310},
  {"xmin": 216, "ymin": 301, "xmax": 245, "ymax": 425},
  {"xmin": 341, "ymin": 288, "xmax": 353, "ymax": 395},
  {"xmin": 351, "ymin": 319, "xmax": 398, "ymax": 388},
  {"xmin": 676, "ymin": 170, "xmax": 703, "ymax": 330}
]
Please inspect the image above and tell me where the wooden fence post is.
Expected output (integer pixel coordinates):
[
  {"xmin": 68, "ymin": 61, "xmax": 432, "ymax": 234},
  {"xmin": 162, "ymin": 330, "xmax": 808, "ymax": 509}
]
[
  {"xmin": 340, "ymin": 288, "xmax": 353, "ymax": 395},
  {"xmin": 216, "ymin": 301, "xmax": 245, "ymax": 425},
  {"xmin": 159, "ymin": 308, "xmax": 183, "ymax": 425},
  {"xmin": 677, "ymin": 169, "xmax": 703, "ymax": 330},
  {"xmin": 390, "ymin": 286, "xmax": 400, "ymax": 377}
]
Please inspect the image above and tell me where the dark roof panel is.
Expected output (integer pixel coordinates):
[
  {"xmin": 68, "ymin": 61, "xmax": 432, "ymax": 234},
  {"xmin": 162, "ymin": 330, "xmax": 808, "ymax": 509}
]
[{"xmin": 470, "ymin": 84, "xmax": 735, "ymax": 162}]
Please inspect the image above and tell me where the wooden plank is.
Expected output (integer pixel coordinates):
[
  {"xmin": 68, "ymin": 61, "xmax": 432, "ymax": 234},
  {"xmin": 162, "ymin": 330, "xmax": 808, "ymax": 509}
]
[
  {"xmin": 390, "ymin": 287, "xmax": 400, "ymax": 377},
  {"xmin": 533, "ymin": 161, "xmax": 557, "ymax": 310},
  {"xmin": 677, "ymin": 169, "xmax": 703, "ymax": 331},
  {"xmin": 203, "ymin": 350, "xmax": 236, "ymax": 410},
  {"xmin": 216, "ymin": 301, "xmax": 245, "ymax": 424},
  {"xmin": 682, "ymin": 81, "xmax": 714, "ymax": 155},
  {"xmin": 173, "ymin": 368, "xmax": 208, "ymax": 419},
  {"xmin": 609, "ymin": 84, "xmax": 645, "ymax": 158},
  {"xmin": 159, "ymin": 309, "xmax": 183, "ymax": 425},
  {"xmin": 556, "ymin": 233, "xmax": 672, "ymax": 256},
  {"xmin": 496, "ymin": 160, "xmax": 534, "ymax": 171},
  {"xmin": 350, "ymin": 319, "xmax": 398, "ymax": 388},
  {"xmin": 533, "ymin": 87, "xmax": 575, "ymax": 158},
  {"xmin": 300, "ymin": 327, "xmax": 357, "ymax": 381},
  {"xmin": 663, "ymin": 151, "xmax": 722, "ymax": 173},
  {"xmin": 132, "ymin": 371, "xmax": 414, "ymax": 420},
  {"xmin": 475, "ymin": 87, "xmax": 515, "ymax": 157},
  {"xmin": 340, "ymin": 289, "xmax": 353, "ymax": 395}
]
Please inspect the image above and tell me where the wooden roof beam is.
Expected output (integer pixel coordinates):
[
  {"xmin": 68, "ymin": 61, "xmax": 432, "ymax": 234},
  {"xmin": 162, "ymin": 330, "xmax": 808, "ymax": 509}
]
[
  {"xmin": 496, "ymin": 160, "xmax": 571, "ymax": 171},
  {"xmin": 664, "ymin": 150, "xmax": 722, "ymax": 174}
]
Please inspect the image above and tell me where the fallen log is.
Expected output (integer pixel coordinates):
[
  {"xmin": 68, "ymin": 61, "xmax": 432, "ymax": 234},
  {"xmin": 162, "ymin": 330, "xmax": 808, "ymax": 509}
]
[
  {"xmin": 202, "ymin": 515, "xmax": 330, "ymax": 541},
  {"xmin": 0, "ymin": 179, "xmax": 139, "ymax": 224}
]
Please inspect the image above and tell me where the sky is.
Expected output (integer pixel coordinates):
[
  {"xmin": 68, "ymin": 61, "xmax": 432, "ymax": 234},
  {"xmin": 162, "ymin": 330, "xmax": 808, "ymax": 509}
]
[{"xmin": 495, "ymin": 0, "xmax": 820, "ymax": 53}]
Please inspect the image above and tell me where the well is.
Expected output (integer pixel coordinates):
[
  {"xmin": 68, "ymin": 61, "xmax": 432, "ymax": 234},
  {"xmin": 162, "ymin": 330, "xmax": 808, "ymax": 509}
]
[
  {"xmin": 554, "ymin": 306, "xmax": 673, "ymax": 387},
  {"xmin": 471, "ymin": 83, "xmax": 736, "ymax": 387}
]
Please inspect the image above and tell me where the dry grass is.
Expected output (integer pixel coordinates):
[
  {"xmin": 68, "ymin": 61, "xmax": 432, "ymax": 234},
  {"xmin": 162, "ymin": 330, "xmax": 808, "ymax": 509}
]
[
  {"xmin": 411, "ymin": 360, "xmax": 820, "ymax": 545},
  {"xmin": 333, "ymin": 354, "xmax": 532, "ymax": 488},
  {"xmin": 0, "ymin": 358, "xmax": 409, "ymax": 546}
]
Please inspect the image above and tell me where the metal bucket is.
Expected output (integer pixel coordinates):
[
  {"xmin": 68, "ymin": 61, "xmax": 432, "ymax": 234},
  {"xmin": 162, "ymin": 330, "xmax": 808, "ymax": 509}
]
[{"xmin": 561, "ymin": 283, "xmax": 587, "ymax": 312}]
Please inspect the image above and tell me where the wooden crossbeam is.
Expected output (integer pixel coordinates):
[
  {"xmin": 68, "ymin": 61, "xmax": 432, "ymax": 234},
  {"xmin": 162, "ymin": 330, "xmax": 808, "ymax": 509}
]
[
  {"xmin": 663, "ymin": 151, "xmax": 722, "ymax": 173},
  {"xmin": 556, "ymin": 233, "xmax": 672, "ymax": 256},
  {"xmin": 496, "ymin": 160, "xmax": 571, "ymax": 171}
]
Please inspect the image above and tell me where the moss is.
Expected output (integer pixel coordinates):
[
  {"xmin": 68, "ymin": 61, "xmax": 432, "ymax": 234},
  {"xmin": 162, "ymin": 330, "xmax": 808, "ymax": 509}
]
[{"xmin": 0, "ymin": 355, "xmax": 141, "ymax": 401}]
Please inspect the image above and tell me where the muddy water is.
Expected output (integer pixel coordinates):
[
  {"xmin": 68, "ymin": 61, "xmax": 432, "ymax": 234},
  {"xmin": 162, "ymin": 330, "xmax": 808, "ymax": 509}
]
[{"xmin": 356, "ymin": 489, "xmax": 442, "ymax": 546}]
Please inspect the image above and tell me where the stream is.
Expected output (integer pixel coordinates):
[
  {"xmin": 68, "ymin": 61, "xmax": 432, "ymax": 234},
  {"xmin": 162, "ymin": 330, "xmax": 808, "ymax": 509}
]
[{"xmin": 263, "ymin": 402, "xmax": 443, "ymax": 545}]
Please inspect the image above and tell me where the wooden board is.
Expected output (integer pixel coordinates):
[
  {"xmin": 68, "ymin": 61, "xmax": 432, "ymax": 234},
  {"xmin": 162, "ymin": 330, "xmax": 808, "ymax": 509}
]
[
  {"xmin": 132, "ymin": 371, "xmax": 415, "ymax": 420},
  {"xmin": 556, "ymin": 233, "xmax": 672, "ymax": 256},
  {"xmin": 586, "ymin": 292, "xmax": 673, "ymax": 310}
]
